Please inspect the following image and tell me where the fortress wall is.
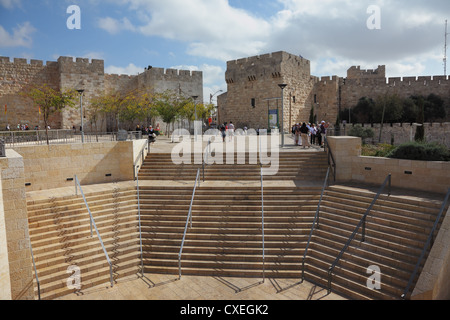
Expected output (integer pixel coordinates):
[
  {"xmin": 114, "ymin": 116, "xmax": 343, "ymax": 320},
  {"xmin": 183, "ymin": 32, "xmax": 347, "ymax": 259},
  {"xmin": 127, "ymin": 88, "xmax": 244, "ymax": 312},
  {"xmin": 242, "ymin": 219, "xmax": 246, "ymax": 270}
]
[
  {"xmin": 340, "ymin": 67, "xmax": 450, "ymax": 121},
  {"xmin": 57, "ymin": 57, "xmax": 106, "ymax": 130},
  {"xmin": 138, "ymin": 67, "xmax": 203, "ymax": 98},
  {"xmin": 0, "ymin": 57, "xmax": 61, "ymax": 129},
  {"xmin": 0, "ymin": 56, "xmax": 203, "ymax": 133}
]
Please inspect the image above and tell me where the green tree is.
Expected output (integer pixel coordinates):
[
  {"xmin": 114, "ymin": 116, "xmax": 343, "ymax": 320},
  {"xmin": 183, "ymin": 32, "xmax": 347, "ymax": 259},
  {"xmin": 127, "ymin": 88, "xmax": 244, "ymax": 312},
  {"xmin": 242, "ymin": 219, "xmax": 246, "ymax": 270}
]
[
  {"xmin": 309, "ymin": 105, "xmax": 315, "ymax": 124},
  {"xmin": 21, "ymin": 84, "xmax": 77, "ymax": 145},
  {"xmin": 154, "ymin": 90, "xmax": 188, "ymax": 136},
  {"xmin": 348, "ymin": 124, "xmax": 375, "ymax": 144},
  {"xmin": 414, "ymin": 97, "xmax": 425, "ymax": 142},
  {"xmin": 353, "ymin": 97, "xmax": 375, "ymax": 123},
  {"xmin": 374, "ymin": 94, "xmax": 403, "ymax": 123}
]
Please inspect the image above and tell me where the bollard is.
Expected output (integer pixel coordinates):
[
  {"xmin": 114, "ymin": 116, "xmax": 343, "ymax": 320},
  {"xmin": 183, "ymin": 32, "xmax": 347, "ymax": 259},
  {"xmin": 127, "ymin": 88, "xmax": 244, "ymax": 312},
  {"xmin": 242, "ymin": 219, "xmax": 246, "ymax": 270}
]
[{"xmin": 0, "ymin": 139, "xmax": 6, "ymax": 157}]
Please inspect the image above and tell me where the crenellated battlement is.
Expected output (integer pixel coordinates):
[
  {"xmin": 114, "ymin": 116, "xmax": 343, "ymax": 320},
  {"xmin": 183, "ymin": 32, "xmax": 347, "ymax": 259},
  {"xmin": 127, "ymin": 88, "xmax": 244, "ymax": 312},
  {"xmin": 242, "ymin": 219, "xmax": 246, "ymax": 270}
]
[
  {"xmin": 388, "ymin": 75, "xmax": 449, "ymax": 86},
  {"xmin": 226, "ymin": 51, "xmax": 310, "ymax": 84},
  {"xmin": 0, "ymin": 56, "xmax": 59, "ymax": 67},
  {"xmin": 145, "ymin": 67, "xmax": 202, "ymax": 78},
  {"xmin": 57, "ymin": 56, "xmax": 104, "ymax": 75},
  {"xmin": 347, "ymin": 65, "xmax": 386, "ymax": 79}
]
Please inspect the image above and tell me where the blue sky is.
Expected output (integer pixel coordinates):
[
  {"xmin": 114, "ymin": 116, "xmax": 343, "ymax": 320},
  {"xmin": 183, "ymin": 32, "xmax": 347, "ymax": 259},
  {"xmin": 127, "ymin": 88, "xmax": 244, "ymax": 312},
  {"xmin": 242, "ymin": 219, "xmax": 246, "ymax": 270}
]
[{"xmin": 1, "ymin": 0, "xmax": 449, "ymax": 103}]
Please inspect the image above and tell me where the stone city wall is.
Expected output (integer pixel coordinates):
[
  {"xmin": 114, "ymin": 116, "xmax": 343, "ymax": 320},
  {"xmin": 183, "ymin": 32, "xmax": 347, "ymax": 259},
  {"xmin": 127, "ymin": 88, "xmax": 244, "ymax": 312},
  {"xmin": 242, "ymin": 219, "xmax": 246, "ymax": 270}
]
[
  {"xmin": 335, "ymin": 122, "xmax": 450, "ymax": 148},
  {"xmin": 0, "ymin": 56, "xmax": 203, "ymax": 132},
  {"xmin": 340, "ymin": 66, "xmax": 450, "ymax": 121}
]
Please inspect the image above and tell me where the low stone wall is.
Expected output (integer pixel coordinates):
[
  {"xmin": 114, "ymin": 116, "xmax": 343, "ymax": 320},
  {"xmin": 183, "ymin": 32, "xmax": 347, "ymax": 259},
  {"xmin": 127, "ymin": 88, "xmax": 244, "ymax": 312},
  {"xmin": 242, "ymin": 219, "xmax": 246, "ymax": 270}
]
[
  {"xmin": 0, "ymin": 149, "xmax": 34, "ymax": 300},
  {"xmin": 12, "ymin": 140, "xmax": 137, "ymax": 192},
  {"xmin": 412, "ymin": 205, "xmax": 450, "ymax": 300},
  {"xmin": 327, "ymin": 136, "xmax": 450, "ymax": 195},
  {"xmin": 334, "ymin": 122, "xmax": 450, "ymax": 148}
]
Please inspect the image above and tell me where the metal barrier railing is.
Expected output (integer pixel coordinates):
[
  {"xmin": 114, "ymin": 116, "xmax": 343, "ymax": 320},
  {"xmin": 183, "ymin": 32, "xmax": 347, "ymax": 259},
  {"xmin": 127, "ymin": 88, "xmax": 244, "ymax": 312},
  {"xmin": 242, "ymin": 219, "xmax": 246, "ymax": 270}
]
[
  {"xmin": 0, "ymin": 130, "xmax": 143, "ymax": 147},
  {"xmin": 202, "ymin": 138, "xmax": 212, "ymax": 182},
  {"xmin": 327, "ymin": 174, "xmax": 391, "ymax": 294},
  {"xmin": 401, "ymin": 188, "xmax": 450, "ymax": 299},
  {"xmin": 301, "ymin": 166, "xmax": 331, "ymax": 281},
  {"xmin": 74, "ymin": 175, "xmax": 114, "ymax": 288},
  {"xmin": 178, "ymin": 169, "xmax": 201, "ymax": 280}
]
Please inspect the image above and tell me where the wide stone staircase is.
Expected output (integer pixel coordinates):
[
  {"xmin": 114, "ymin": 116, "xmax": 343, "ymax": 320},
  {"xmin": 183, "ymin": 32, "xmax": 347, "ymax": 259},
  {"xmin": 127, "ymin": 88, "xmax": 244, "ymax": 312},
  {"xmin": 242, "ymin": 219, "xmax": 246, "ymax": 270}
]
[
  {"xmin": 26, "ymin": 147, "xmax": 448, "ymax": 300},
  {"xmin": 27, "ymin": 185, "xmax": 141, "ymax": 300},
  {"xmin": 138, "ymin": 152, "xmax": 328, "ymax": 181},
  {"xmin": 139, "ymin": 184, "xmax": 322, "ymax": 278},
  {"xmin": 302, "ymin": 185, "xmax": 448, "ymax": 300}
]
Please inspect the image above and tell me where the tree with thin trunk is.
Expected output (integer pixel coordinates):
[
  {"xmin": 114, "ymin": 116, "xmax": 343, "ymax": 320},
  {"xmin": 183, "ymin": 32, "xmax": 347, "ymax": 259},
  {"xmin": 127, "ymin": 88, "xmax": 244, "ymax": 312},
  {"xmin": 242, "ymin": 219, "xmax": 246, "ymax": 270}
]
[{"xmin": 21, "ymin": 84, "xmax": 77, "ymax": 145}]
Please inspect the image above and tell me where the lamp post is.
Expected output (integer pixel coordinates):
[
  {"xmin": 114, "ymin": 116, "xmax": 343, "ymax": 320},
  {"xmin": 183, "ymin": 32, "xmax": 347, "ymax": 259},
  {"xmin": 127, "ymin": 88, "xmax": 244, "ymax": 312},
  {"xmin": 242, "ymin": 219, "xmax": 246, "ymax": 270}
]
[
  {"xmin": 77, "ymin": 89, "xmax": 85, "ymax": 143},
  {"xmin": 278, "ymin": 84, "xmax": 287, "ymax": 148},
  {"xmin": 210, "ymin": 90, "xmax": 223, "ymax": 125},
  {"xmin": 192, "ymin": 95, "xmax": 198, "ymax": 142}
]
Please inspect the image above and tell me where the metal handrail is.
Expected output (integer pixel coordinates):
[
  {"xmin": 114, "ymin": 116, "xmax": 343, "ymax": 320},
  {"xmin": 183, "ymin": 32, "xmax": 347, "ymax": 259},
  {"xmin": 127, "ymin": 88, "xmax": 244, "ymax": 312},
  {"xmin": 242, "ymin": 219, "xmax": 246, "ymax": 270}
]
[
  {"xmin": 29, "ymin": 241, "xmax": 41, "ymax": 300},
  {"xmin": 401, "ymin": 188, "xmax": 450, "ymax": 299},
  {"xmin": 178, "ymin": 169, "xmax": 201, "ymax": 280},
  {"xmin": 136, "ymin": 166, "xmax": 144, "ymax": 277},
  {"xmin": 260, "ymin": 166, "xmax": 266, "ymax": 283},
  {"xmin": 327, "ymin": 174, "xmax": 391, "ymax": 294},
  {"xmin": 324, "ymin": 137, "xmax": 336, "ymax": 182},
  {"xmin": 302, "ymin": 167, "xmax": 330, "ymax": 281},
  {"xmin": 202, "ymin": 137, "xmax": 212, "ymax": 182},
  {"xmin": 74, "ymin": 175, "xmax": 114, "ymax": 288}
]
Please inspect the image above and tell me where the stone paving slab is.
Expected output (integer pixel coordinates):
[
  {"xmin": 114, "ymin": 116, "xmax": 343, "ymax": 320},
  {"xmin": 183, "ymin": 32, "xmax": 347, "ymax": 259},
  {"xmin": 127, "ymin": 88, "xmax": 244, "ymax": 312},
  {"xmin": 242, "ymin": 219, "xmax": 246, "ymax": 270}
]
[{"xmin": 55, "ymin": 273, "xmax": 347, "ymax": 301}]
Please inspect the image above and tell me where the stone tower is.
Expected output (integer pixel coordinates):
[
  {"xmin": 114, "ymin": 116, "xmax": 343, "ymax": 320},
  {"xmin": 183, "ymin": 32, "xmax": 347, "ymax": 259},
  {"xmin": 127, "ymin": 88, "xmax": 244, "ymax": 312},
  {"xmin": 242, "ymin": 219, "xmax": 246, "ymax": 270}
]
[{"xmin": 218, "ymin": 51, "xmax": 316, "ymax": 131}]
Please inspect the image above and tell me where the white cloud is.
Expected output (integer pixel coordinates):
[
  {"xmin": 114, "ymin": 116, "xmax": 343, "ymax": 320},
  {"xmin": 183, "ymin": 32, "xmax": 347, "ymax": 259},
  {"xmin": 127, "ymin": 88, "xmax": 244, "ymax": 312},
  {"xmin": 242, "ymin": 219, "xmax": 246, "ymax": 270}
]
[
  {"xmin": 99, "ymin": 0, "xmax": 271, "ymax": 60},
  {"xmin": 105, "ymin": 63, "xmax": 143, "ymax": 75},
  {"xmin": 0, "ymin": 22, "xmax": 36, "ymax": 48},
  {"xmin": 97, "ymin": 0, "xmax": 450, "ymax": 83},
  {"xmin": 97, "ymin": 17, "xmax": 136, "ymax": 35},
  {"xmin": 0, "ymin": 0, "xmax": 21, "ymax": 9}
]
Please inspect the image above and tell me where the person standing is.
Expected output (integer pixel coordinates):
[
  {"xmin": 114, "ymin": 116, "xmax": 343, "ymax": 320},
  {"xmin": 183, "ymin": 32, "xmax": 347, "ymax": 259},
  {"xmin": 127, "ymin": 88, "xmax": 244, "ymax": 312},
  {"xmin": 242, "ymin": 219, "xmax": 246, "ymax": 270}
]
[
  {"xmin": 309, "ymin": 123, "xmax": 317, "ymax": 145},
  {"xmin": 220, "ymin": 123, "xmax": 227, "ymax": 142},
  {"xmin": 299, "ymin": 122, "xmax": 311, "ymax": 149},
  {"xmin": 228, "ymin": 121, "xmax": 235, "ymax": 142}
]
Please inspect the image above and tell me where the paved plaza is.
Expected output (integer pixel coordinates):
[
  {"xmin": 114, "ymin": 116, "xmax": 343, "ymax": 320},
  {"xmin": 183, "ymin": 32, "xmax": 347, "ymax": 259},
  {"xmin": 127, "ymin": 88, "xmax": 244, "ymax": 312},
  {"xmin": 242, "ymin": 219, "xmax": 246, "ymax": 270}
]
[{"xmin": 56, "ymin": 273, "xmax": 346, "ymax": 301}]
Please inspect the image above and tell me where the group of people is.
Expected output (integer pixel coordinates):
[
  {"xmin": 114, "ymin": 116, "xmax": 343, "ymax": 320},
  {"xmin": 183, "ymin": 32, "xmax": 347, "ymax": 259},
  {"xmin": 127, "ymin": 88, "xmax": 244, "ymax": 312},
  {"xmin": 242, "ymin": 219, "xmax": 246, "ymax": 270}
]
[
  {"xmin": 292, "ymin": 121, "xmax": 329, "ymax": 148},
  {"xmin": 5, "ymin": 124, "xmax": 42, "ymax": 131},
  {"xmin": 219, "ymin": 121, "xmax": 235, "ymax": 142}
]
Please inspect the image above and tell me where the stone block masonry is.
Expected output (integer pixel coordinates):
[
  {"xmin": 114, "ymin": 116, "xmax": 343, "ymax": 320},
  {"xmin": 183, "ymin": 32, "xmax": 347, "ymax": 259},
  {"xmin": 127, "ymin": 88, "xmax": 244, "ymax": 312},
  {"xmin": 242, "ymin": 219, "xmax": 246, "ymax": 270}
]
[
  {"xmin": 0, "ymin": 56, "xmax": 203, "ymax": 132},
  {"xmin": 0, "ymin": 149, "xmax": 34, "ymax": 300},
  {"xmin": 219, "ymin": 52, "xmax": 450, "ymax": 132}
]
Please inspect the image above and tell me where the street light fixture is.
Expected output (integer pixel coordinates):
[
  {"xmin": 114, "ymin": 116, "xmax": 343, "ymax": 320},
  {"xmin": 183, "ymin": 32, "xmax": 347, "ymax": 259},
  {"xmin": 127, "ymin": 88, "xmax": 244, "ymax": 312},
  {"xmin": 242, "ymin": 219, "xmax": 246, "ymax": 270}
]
[
  {"xmin": 192, "ymin": 96, "xmax": 199, "ymax": 142},
  {"xmin": 278, "ymin": 84, "xmax": 287, "ymax": 147},
  {"xmin": 77, "ymin": 89, "xmax": 85, "ymax": 143}
]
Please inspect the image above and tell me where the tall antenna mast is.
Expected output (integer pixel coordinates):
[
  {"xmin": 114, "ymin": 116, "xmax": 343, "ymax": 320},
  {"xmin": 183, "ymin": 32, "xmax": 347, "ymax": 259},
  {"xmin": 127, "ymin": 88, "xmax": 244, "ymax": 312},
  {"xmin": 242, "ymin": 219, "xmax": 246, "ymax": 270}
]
[{"xmin": 445, "ymin": 19, "xmax": 448, "ymax": 76}]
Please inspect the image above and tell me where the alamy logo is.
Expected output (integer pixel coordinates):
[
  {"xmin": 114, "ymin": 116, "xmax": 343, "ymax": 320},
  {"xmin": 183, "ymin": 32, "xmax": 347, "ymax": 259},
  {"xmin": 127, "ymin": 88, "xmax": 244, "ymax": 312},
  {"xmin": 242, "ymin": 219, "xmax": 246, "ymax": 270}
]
[
  {"xmin": 67, "ymin": 5, "xmax": 81, "ymax": 30},
  {"xmin": 171, "ymin": 123, "xmax": 280, "ymax": 176},
  {"xmin": 367, "ymin": 5, "xmax": 381, "ymax": 30},
  {"xmin": 367, "ymin": 265, "xmax": 381, "ymax": 290},
  {"xmin": 67, "ymin": 265, "xmax": 82, "ymax": 290}
]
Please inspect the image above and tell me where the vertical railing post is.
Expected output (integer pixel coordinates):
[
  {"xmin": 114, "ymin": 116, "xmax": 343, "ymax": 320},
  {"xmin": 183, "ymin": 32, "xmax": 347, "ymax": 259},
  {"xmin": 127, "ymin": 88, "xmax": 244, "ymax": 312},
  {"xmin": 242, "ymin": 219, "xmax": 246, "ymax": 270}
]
[
  {"xmin": 261, "ymin": 166, "xmax": 265, "ymax": 283},
  {"xmin": 136, "ymin": 166, "xmax": 144, "ymax": 277}
]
